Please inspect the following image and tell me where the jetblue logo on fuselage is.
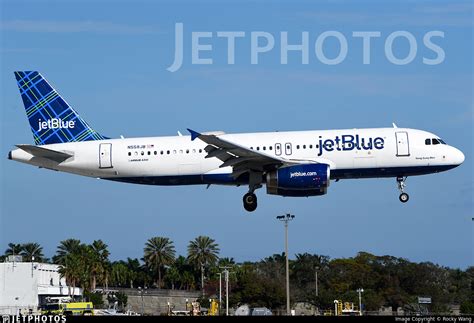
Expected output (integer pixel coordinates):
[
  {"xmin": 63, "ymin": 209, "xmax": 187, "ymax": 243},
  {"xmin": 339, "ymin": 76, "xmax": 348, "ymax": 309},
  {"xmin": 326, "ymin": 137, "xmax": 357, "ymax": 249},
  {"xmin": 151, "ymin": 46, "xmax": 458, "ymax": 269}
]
[
  {"xmin": 317, "ymin": 134, "xmax": 384, "ymax": 156},
  {"xmin": 37, "ymin": 118, "xmax": 75, "ymax": 131}
]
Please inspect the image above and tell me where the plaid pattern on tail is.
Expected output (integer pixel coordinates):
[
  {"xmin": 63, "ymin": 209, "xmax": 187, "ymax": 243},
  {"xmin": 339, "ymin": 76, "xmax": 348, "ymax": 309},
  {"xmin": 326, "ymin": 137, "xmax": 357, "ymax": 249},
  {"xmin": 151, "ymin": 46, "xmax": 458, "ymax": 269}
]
[{"xmin": 14, "ymin": 71, "xmax": 107, "ymax": 145}]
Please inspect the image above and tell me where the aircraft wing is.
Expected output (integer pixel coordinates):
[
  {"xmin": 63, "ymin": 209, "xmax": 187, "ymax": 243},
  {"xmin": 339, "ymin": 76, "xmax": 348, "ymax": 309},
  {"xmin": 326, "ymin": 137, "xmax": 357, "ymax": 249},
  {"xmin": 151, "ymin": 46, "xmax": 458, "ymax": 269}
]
[
  {"xmin": 16, "ymin": 144, "xmax": 73, "ymax": 163},
  {"xmin": 187, "ymin": 129, "xmax": 297, "ymax": 178}
]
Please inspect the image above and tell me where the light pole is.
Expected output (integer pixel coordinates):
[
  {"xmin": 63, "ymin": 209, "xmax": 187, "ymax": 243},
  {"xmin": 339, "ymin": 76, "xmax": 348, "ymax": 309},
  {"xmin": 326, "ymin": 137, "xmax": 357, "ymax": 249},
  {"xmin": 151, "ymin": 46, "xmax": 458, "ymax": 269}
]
[
  {"xmin": 357, "ymin": 288, "xmax": 364, "ymax": 316},
  {"xmin": 218, "ymin": 273, "xmax": 222, "ymax": 315},
  {"xmin": 276, "ymin": 213, "xmax": 295, "ymax": 316},
  {"xmin": 138, "ymin": 286, "xmax": 146, "ymax": 315}
]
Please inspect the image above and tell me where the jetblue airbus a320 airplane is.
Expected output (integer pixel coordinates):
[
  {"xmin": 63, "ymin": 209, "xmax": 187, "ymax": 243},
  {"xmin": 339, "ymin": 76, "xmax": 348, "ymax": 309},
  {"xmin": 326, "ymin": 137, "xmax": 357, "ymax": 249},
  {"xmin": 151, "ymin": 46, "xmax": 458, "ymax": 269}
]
[{"xmin": 9, "ymin": 71, "xmax": 465, "ymax": 212}]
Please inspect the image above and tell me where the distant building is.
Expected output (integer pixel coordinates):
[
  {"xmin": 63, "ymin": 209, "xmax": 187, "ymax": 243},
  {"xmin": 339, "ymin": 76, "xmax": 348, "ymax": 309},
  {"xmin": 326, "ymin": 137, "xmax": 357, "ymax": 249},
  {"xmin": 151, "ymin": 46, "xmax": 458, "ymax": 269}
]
[{"xmin": 0, "ymin": 256, "xmax": 82, "ymax": 315}]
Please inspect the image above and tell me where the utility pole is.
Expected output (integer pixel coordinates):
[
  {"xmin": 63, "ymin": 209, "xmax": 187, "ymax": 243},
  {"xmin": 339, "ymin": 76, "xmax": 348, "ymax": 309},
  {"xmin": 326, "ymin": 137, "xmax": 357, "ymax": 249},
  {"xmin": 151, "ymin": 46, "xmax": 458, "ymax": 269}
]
[
  {"xmin": 276, "ymin": 213, "xmax": 295, "ymax": 315},
  {"xmin": 219, "ymin": 266, "xmax": 232, "ymax": 316}
]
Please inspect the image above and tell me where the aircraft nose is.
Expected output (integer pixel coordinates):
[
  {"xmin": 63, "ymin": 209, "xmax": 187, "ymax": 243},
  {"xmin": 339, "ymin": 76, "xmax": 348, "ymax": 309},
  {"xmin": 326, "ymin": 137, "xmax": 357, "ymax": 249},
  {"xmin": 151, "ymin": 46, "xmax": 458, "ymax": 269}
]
[{"xmin": 452, "ymin": 147, "xmax": 465, "ymax": 165}]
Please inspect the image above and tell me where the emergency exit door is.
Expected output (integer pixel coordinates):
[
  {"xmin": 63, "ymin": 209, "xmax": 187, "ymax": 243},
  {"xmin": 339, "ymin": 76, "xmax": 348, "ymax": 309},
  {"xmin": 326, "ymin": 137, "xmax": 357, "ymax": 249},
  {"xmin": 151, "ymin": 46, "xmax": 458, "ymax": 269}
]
[
  {"xmin": 395, "ymin": 132, "xmax": 410, "ymax": 157},
  {"xmin": 99, "ymin": 143, "xmax": 113, "ymax": 168}
]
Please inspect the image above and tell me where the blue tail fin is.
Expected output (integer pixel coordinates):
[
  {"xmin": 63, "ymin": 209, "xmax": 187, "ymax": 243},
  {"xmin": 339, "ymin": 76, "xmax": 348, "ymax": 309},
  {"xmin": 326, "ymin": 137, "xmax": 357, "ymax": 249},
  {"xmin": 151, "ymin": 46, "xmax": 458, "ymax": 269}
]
[{"xmin": 14, "ymin": 71, "xmax": 107, "ymax": 145}]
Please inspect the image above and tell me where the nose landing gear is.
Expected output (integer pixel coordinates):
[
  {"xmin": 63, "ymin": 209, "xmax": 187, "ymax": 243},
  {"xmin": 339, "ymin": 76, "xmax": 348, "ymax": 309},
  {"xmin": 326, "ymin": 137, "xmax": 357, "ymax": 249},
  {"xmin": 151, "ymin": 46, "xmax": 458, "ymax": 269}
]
[{"xmin": 397, "ymin": 176, "xmax": 409, "ymax": 203}]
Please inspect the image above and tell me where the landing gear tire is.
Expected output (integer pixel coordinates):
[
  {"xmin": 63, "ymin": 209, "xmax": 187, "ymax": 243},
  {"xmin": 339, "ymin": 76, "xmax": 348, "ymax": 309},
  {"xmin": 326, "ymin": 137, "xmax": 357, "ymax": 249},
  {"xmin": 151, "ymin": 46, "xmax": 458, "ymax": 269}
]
[
  {"xmin": 243, "ymin": 193, "xmax": 257, "ymax": 212},
  {"xmin": 399, "ymin": 193, "xmax": 409, "ymax": 203}
]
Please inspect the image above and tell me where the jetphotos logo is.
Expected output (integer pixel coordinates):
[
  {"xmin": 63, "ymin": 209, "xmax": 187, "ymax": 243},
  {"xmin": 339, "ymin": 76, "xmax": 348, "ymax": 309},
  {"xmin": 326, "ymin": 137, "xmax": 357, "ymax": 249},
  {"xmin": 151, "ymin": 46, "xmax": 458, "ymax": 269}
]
[
  {"xmin": 167, "ymin": 23, "xmax": 445, "ymax": 72},
  {"xmin": 37, "ymin": 118, "xmax": 75, "ymax": 132},
  {"xmin": 1, "ymin": 315, "xmax": 65, "ymax": 323}
]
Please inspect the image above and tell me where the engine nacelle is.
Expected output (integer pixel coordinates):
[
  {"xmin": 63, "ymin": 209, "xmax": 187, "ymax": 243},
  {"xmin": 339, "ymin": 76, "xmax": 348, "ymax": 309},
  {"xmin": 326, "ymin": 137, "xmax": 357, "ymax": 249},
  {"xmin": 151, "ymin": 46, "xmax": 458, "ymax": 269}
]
[{"xmin": 266, "ymin": 163, "xmax": 330, "ymax": 197}]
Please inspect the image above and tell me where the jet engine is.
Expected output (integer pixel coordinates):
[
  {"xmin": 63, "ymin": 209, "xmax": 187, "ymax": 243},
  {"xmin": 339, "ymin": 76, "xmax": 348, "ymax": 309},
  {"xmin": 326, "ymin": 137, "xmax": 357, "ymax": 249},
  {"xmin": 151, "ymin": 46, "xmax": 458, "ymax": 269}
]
[{"xmin": 266, "ymin": 163, "xmax": 330, "ymax": 197}]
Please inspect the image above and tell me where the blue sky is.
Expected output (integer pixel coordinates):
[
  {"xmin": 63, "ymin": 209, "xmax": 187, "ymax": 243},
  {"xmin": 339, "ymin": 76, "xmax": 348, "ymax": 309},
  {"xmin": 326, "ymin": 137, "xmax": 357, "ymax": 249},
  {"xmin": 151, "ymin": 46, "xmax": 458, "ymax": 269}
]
[{"xmin": 1, "ymin": 0, "xmax": 472, "ymax": 269}]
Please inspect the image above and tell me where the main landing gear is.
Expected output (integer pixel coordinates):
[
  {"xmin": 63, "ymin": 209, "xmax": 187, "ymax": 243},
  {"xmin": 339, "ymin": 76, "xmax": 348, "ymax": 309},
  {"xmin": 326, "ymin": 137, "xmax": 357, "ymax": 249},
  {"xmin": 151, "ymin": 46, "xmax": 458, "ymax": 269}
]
[
  {"xmin": 243, "ymin": 172, "xmax": 262, "ymax": 212},
  {"xmin": 243, "ymin": 192, "xmax": 258, "ymax": 212},
  {"xmin": 397, "ymin": 176, "xmax": 409, "ymax": 203}
]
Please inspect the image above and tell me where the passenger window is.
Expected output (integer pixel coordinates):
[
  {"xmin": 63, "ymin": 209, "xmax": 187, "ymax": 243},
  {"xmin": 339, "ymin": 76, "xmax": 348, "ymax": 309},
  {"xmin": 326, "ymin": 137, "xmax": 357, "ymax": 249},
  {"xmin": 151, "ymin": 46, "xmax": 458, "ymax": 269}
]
[
  {"xmin": 269, "ymin": 146, "xmax": 273, "ymax": 150},
  {"xmin": 425, "ymin": 139, "xmax": 431, "ymax": 145},
  {"xmin": 147, "ymin": 151, "xmax": 151, "ymax": 155},
  {"xmin": 161, "ymin": 151, "xmax": 164, "ymax": 155},
  {"xmin": 167, "ymin": 150, "xmax": 170, "ymax": 155},
  {"xmin": 154, "ymin": 151, "xmax": 157, "ymax": 155},
  {"xmin": 141, "ymin": 151, "xmax": 144, "ymax": 156},
  {"xmin": 128, "ymin": 152, "xmax": 131, "ymax": 156},
  {"xmin": 432, "ymin": 138, "xmax": 440, "ymax": 145},
  {"xmin": 256, "ymin": 147, "xmax": 260, "ymax": 151},
  {"xmin": 250, "ymin": 147, "xmax": 253, "ymax": 150},
  {"xmin": 263, "ymin": 146, "xmax": 266, "ymax": 151},
  {"xmin": 192, "ymin": 149, "xmax": 196, "ymax": 153},
  {"xmin": 173, "ymin": 150, "xmax": 177, "ymax": 154},
  {"xmin": 309, "ymin": 145, "xmax": 313, "ymax": 149},
  {"xmin": 303, "ymin": 145, "xmax": 306, "ymax": 149},
  {"xmin": 296, "ymin": 145, "xmax": 300, "ymax": 149},
  {"xmin": 186, "ymin": 149, "xmax": 189, "ymax": 154}
]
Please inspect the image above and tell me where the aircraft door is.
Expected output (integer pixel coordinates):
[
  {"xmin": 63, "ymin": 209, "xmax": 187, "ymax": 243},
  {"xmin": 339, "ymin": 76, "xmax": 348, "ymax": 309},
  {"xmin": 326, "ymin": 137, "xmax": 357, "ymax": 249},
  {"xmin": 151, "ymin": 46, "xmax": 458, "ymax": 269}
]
[
  {"xmin": 395, "ymin": 131, "xmax": 410, "ymax": 157},
  {"xmin": 99, "ymin": 143, "xmax": 113, "ymax": 168}
]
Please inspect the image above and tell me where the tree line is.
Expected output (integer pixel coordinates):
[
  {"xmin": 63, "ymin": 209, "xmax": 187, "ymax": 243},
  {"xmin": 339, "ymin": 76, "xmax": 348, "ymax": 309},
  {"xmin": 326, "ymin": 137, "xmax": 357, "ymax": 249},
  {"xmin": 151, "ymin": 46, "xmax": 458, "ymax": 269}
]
[{"xmin": 2, "ymin": 239, "xmax": 473, "ymax": 314}]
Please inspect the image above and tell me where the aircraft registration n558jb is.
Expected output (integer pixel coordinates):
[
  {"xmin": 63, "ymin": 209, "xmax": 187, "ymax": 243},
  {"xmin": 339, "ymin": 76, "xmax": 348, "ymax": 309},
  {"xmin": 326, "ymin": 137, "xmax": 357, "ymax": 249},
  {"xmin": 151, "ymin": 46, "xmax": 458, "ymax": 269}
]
[{"xmin": 9, "ymin": 71, "xmax": 465, "ymax": 212}]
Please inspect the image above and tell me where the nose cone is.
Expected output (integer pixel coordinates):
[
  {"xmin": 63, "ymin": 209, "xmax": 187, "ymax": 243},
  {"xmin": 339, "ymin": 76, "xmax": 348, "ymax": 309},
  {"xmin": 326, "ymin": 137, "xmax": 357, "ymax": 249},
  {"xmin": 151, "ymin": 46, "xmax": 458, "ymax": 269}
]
[{"xmin": 451, "ymin": 147, "xmax": 465, "ymax": 165}]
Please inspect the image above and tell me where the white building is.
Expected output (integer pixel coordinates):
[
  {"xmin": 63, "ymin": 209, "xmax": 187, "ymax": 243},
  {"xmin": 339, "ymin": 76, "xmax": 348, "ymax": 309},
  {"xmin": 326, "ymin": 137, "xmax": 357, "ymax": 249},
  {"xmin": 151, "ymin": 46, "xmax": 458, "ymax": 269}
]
[{"xmin": 0, "ymin": 256, "xmax": 82, "ymax": 315}]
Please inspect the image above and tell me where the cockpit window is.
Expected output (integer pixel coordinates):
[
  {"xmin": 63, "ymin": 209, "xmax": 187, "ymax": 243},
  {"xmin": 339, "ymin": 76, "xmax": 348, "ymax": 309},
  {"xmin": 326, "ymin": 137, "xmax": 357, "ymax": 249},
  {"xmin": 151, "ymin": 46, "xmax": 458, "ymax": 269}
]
[
  {"xmin": 425, "ymin": 139, "xmax": 431, "ymax": 145},
  {"xmin": 432, "ymin": 138, "xmax": 440, "ymax": 145},
  {"xmin": 439, "ymin": 139, "xmax": 446, "ymax": 144}
]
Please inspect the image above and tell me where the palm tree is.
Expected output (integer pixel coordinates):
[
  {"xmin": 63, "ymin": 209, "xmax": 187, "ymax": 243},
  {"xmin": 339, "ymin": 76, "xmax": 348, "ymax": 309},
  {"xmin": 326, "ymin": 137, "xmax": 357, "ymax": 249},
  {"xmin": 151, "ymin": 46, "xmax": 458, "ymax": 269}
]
[
  {"xmin": 53, "ymin": 239, "xmax": 82, "ymax": 265},
  {"xmin": 187, "ymin": 236, "xmax": 220, "ymax": 296},
  {"xmin": 143, "ymin": 237, "xmax": 176, "ymax": 289},
  {"xmin": 20, "ymin": 242, "xmax": 44, "ymax": 262},
  {"xmin": 165, "ymin": 267, "xmax": 180, "ymax": 290},
  {"xmin": 4, "ymin": 243, "xmax": 23, "ymax": 257},
  {"xmin": 110, "ymin": 262, "xmax": 130, "ymax": 287},
  {"xmin": 89, "ymin": 240, "xmax": 110, "ymax": 290},
  {"xmin": 58, "ymin": 252, "xmax": 84, "ymax": 297}
]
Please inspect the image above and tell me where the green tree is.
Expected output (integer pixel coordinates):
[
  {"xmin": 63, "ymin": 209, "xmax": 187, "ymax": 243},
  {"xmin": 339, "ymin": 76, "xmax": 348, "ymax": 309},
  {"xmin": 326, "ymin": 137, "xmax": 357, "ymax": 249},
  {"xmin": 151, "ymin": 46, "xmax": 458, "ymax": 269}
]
[
  {"xmin": 110, "ymin": 262, "xmax": 130, "ymax": 287},
  {"xmin": 20, "ymin": 242, "xmax": 45, "ymax": 262},
  {"xmin": 187, "ymin": 236, "xmax": 220, "ymax": 296},
  {"xmin": 143, "ymin": 237, "xmax": 176, "ymax": 288},
  {"xmin": 53, "ymin": 239, "xmax": 82, "ymax": 265},
  {"xmin": 4, "ymin": 243, "xmax": 23, "ymax": 257},
  {"xmin": 89, "ymin": 240, "xmax": 110, "ymax": 290}
]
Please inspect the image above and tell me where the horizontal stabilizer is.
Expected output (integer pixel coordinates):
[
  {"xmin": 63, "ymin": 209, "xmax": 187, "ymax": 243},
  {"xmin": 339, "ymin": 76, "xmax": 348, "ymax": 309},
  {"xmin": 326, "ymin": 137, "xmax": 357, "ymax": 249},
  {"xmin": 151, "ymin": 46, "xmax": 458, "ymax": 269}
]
[{"xmin": 16, "ymin": 144, "xmax": 73, "ymax": 163}]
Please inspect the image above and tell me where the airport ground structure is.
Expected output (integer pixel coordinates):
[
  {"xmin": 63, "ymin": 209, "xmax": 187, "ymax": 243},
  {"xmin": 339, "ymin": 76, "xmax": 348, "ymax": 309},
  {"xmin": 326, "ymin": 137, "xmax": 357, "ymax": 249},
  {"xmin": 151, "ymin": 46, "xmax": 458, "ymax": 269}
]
[
  {"xmin": 1, "ymin": 239, "xmax": 473, "ymax": 316},
  {"xmin": 0, "ymin": 256, "xmax": 81, "ymax": 315}
]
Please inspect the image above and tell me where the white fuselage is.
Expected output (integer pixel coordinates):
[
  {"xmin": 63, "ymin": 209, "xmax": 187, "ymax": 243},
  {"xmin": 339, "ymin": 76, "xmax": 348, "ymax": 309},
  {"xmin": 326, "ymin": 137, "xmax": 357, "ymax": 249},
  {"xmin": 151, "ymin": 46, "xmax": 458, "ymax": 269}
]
[{"xmin": 9, "ymin": 127, "xmax": 464, "ymax": 186}]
